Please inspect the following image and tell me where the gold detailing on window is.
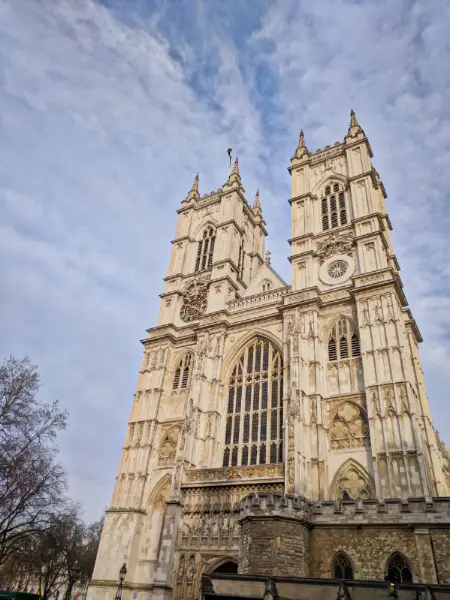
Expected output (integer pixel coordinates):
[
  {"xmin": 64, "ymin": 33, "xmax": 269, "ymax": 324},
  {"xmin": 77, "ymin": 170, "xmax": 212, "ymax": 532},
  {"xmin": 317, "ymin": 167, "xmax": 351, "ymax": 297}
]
[{"xmin": 223, "ymin": 338, "xmax": 283, "ymax": 467}]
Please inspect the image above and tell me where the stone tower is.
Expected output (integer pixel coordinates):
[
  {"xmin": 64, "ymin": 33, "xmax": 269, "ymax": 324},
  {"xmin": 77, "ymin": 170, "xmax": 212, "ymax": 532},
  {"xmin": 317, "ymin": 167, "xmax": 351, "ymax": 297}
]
[{"xmin": 87, "ymin": 113, "xmax": 450, "ymax": 600}]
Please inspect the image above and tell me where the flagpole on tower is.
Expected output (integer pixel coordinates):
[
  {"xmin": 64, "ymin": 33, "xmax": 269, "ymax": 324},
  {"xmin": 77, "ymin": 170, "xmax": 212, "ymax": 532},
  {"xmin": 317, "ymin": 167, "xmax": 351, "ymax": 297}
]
[{"xmin": 227, "ymin": 148, "xmax": 232, "ymax": 177}]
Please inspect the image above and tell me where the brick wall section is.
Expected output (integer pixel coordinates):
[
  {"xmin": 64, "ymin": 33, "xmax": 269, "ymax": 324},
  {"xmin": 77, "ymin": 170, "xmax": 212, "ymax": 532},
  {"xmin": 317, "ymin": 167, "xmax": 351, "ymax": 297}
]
[
  {"xmin": 239, "ymin": 517, "xmax": 309, "ymax": 577},
  {"xmin": 431, "ymin": 529, "xmax": 450, "ymax": 583}
]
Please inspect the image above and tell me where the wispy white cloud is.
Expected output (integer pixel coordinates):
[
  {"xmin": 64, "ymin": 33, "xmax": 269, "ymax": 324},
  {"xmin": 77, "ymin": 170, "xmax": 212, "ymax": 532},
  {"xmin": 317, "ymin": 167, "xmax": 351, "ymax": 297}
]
[{"xmin": 0, "ymin": 0, "xmax": 449, "ymax": 519}]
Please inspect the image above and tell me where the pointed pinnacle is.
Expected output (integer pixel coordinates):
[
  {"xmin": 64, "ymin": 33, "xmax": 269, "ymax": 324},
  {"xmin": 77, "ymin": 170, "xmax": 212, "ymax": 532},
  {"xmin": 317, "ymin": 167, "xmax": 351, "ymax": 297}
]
[
  {"xmin": 298, "ymin": 129, "xmax": 305, "ymax": 148},
  {"xmin": 253, "ymin": 189, "xmax": 261, "ymax": 210},
  {"xmin": 350, "ymin": 109, "xmax": 358, "ymax": 128},
  {"xmin": 232, "ymin": 157, "xmax": 240, "ymax": 175},
  {"xmin": 190, "ymin": 173, "xmax": 199, "ymax": 193}
]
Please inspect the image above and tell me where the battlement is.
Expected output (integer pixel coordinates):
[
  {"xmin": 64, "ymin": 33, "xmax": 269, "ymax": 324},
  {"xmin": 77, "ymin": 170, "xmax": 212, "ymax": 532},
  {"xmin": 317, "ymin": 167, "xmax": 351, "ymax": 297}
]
[
  {"xmin": 239, "ymin": 492, "xmax": 311, "ymax": 522},
  {"xmin": 312, "ymin": 496, "xmax": 450, "ymax": 524},
  {"xmin": 239, "ymin": 493, "xmax": 450, "ymax": 526}
]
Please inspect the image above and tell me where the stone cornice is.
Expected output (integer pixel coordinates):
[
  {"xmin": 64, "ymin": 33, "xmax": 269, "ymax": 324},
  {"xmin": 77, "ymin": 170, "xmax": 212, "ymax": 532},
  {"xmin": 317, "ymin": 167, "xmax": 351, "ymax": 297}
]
[
  {"xmin": 142, "ymin": 323, "xmax": 197, "ymax": 345},
  {"xmin": 347, "ymin": 169, "xmax": 376, "ymax": 184},
  {"xmin": 288, "ymin": 191, "xmax": 316, "ymax": 206},
  {"xmin": 344, "ymin": 135, "xmax": 374, "ymax": 158},
  {"xmin": 105, "ymin": 507, "xmax": 147, "ymax": 515},
  {"xmin": 171, "ymin": 235, "xmax": 195, "ymax": 245},
  {"xmin": 403, "ymin": 308, "xmax": 423, "ymax": 343}
]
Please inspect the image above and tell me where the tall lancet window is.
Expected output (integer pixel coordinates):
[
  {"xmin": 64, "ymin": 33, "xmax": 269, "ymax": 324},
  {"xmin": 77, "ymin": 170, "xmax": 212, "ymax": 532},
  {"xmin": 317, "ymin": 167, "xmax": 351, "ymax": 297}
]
[
  {"xmin": 322, "ymin": 181, "xmax": 348, "ymax": 231},
  {"xmin": 195, "ymin": 226, "xmax": 216, "ymax": 272},
  {"xmin": 328, "ymin": 318, "xmax": 361, "ymax": 361},
  {"xmin": 223, "ymin": 338, "xmax": 283, "ymax": 468},
  {"xmin": 237, "ymin": 239, "xmax": 245, "ymax": 279},
  {"xmin": 173, "ymin": 354, "xmax": 192, "ymax": 391}
]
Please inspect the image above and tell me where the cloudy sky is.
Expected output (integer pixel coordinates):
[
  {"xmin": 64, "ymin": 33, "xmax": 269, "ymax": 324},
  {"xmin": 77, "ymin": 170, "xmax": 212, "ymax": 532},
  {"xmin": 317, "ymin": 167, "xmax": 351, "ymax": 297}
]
[{"xmin": 1, "ymin": 0, "xmax": 449, "ymax": 521}]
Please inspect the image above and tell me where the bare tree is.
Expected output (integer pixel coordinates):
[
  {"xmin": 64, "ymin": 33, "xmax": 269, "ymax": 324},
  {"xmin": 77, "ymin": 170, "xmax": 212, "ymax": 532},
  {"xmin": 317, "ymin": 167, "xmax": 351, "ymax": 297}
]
[
  {"xmin": 0, "ymin": 356, "xmax": 68, "ymax": 565},
  {"xmin": 63, "ymin": 514, "xmax": 104, "ymax": 600}
]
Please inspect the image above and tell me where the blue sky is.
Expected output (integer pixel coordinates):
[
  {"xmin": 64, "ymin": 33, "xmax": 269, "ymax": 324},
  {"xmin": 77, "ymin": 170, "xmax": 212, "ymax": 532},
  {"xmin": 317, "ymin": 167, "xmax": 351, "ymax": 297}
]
[{"xmin": 1, "ymin": 0, "xmax": 449, "ymax": 521}]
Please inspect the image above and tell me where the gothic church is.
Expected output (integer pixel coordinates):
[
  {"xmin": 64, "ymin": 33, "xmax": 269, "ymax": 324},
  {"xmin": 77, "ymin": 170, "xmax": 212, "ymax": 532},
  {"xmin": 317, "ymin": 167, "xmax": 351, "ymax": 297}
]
[{"xmin": 88, "ymin": 112, "xmax": 450, "ymax": 600}]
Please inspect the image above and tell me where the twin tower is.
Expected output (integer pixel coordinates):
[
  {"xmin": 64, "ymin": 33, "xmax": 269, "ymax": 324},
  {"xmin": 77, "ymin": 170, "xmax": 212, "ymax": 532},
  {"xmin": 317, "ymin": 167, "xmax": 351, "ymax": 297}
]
[{"xmin": 88, "ymin": 112, "xmax": 450, "ymax": 600}]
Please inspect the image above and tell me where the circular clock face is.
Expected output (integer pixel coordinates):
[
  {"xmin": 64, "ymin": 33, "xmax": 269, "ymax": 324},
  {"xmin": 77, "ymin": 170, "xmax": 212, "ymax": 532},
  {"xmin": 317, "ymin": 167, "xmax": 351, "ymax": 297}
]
[
  {"xmin": 180, "ymin": 294, "xmax": 207, "ymax": 323},
  {"xmin": 318, "ymin": 254, "xmax": 355, "ymax": 286},
  {"xmin": 328, "ymin": 260, "xmax": 348, "ymax": 279}
]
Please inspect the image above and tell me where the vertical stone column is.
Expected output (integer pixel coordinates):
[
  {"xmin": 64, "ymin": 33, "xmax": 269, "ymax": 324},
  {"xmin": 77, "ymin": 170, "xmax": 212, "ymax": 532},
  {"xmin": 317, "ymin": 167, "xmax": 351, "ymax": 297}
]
[
  {"xmin": 153, "ymin": 500, "xmax": 183, "ymax": 600},
  {"xmin": 238, "ymin": 493, "xmax": 311, "ymax": 577}
]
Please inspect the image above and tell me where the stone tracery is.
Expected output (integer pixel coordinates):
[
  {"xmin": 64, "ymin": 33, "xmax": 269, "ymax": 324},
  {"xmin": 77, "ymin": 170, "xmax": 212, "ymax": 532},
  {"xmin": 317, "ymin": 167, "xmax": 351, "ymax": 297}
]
[{"xmin": 329, "ymin": 401, "xmax": 370, "ymax": 450}]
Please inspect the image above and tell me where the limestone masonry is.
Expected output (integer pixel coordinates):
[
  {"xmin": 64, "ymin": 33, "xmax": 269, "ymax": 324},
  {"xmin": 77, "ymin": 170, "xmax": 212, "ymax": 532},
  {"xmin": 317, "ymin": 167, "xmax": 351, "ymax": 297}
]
[{"xmin": 87, "ymin": 112, "xmax": 450, "ymax": 600}]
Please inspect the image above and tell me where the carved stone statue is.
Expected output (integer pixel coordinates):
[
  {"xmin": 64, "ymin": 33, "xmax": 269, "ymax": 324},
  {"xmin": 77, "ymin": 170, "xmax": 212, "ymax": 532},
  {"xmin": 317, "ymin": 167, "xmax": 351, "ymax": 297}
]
[{"xmin": 158, "ymin": 428, "xmax": 178, "ymax": 465}]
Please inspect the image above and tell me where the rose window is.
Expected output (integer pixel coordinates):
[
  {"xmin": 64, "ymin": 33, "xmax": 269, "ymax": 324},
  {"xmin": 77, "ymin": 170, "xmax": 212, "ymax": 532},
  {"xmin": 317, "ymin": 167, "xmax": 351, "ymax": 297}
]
[{"xmin": 328, "ymin": 260, "xmax": 348, "ymax": 279}]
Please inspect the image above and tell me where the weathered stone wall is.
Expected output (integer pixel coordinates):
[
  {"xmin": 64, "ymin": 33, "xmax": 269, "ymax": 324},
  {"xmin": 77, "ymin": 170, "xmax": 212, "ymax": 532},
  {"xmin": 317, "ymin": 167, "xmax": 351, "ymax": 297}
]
[
  {"xmin": 239, "ymin": 517, "xmax": 309, "ymax": 577},
  {"xmin": 238, "ymin": 493, "xmax": 310, "ymax": 577},
  {"xmin": 310, "ymin": 527, "xmax": 420, "ymax": 580},
  {"xmin": 237, "ymin": 494, "xmax": 450, "ymax": 585},
  {"xmin": 431, "ymin": 529, "xmax": 450, "ymax": 583}
]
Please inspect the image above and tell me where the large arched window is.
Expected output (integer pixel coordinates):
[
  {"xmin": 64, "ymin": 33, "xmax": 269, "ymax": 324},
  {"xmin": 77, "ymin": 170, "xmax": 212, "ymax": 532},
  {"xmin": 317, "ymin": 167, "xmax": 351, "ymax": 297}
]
[
  {"xmin": 322, "ymin": 181, "xmax": 347, "ymax": 231},
  {"xmin": 195, "ymin": 226, "xmax": 216, "ymax": 272},
  {"xmin": 386, "ymin": 553, "xmax": 413, "ymax": 583},
  {"xmin": 173, "ymin": 354, "xmax": 192, "ymax": 391},
  {"xmin": 223, "ymin": 338, "xmax": 283, "ymax": 467},
  {"xmin": 328, "ymin": 318, "xmax": 360, "ymax": 361},
  {"xmin": 332, "ymin": 552, "xmax": 354, "ymax": 579}
]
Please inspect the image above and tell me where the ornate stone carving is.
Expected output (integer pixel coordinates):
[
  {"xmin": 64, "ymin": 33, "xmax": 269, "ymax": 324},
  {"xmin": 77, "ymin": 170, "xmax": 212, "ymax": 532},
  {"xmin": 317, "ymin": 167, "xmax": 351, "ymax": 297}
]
[
  {"xmin": 287, "ymin": 290, "xmax": 317, "ymax": 305},
  {"xmin": 186, "ymin": 555, "xmax": 196, "ymax": 583},
  {"xmin": 330, "ymin": 459, "xmax": 374, "ymax": 501},
  {"xmin": 383, "ymin": 386, "xmax": 397, "ymax": 415},
  {"xmin": 177, "ymin": 555, "xmax": 185, "ymax": 582},
  {"xmin": 158, "ymin": 428, "xmax": 179, "ymax": 466},
  {"xmin": 184, "ymin": 464, "xmax": 284, "ymax": 483},
  {"xmin": 330, "ymin": 402, "xmax": 370, "ymax": 450},
  {"xmin": 316, "ymin": 232, "xmax": 354, "ymax": 264},
  {"xmin": 371, "ymin": 390, "xmax": 381, "ymax": 416},
  {"xmin": 180, "ymin": 282, "xmax": 208, "ymax": 323}
]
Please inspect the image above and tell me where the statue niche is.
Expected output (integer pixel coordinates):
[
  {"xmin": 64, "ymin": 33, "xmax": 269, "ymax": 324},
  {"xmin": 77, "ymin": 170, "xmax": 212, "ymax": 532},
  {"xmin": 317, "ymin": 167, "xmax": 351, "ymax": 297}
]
[{"xmin": 158, "ymin": 427, "xmax": 179, "ymax": 466}]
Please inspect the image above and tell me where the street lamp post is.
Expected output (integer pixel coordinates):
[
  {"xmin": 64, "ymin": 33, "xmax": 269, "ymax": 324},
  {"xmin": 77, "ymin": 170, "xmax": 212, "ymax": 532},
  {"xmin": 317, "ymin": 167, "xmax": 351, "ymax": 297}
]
[{"xmin": 114, "ymin": 564, "xmax": 127, "ymax": 600}]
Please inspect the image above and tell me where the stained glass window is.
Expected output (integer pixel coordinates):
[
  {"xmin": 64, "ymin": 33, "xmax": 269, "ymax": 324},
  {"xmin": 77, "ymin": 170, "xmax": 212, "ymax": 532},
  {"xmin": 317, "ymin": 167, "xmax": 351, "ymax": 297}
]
[{"xmin": 223, "ymin": 338, "xmax": 283, "ymax": 467}]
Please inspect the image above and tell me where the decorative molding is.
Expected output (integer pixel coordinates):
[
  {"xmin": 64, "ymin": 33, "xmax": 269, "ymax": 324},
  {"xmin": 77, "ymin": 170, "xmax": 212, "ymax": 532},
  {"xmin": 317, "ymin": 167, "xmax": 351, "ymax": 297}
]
[
  {"xmin": 315, "ymin": 232, "xmax": 354, "ymax": 264},
  {"xmin": 184, "ymin": 464, "xmax": 284, "ymax": 484}
]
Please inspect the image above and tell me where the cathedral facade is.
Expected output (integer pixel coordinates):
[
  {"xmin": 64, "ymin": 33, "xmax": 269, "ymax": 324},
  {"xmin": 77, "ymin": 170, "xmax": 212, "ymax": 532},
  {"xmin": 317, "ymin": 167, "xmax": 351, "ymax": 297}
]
[{"xmin": 87, "ymin": 112, "xmax": 450, "ymax": 600}]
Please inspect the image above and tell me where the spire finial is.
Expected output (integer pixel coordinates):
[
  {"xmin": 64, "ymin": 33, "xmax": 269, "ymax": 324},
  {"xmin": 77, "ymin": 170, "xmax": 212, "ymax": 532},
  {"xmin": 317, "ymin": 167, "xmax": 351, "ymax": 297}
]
[
  {"xmin": 346, "ymin": 108, "xmax": 364, "ymax": 139},
  {"xmin": 293, "ymin": 129, "xmax": 309, "ymax": 160},
  {"xmin": 182, "ymin": 172, "xmax": 200, "ymax": 203},
  {"xmin": 299, "ymin": 129, "xmax": 305, "ymax": 148},
  {"xmin": 265, "ymin": 250, "xmax": 271, "ymax": 266},
  {"xmin": 252, "ymin": 189, "xmax": 262, "ymax": 217},
  {"xmin": 224, "ymin": 155, "xmax": 242, "ymax": 188},
  {"xmin": 191, "ymin": 173, "xmax": 199, "ymax": 193}
]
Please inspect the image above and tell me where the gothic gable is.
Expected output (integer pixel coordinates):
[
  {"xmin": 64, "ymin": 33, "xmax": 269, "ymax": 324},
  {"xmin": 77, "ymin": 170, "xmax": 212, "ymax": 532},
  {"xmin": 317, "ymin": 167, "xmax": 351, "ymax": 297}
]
[{"xmin": 241, "ymin": 263, "xmax": 287, "ymax": 298}]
